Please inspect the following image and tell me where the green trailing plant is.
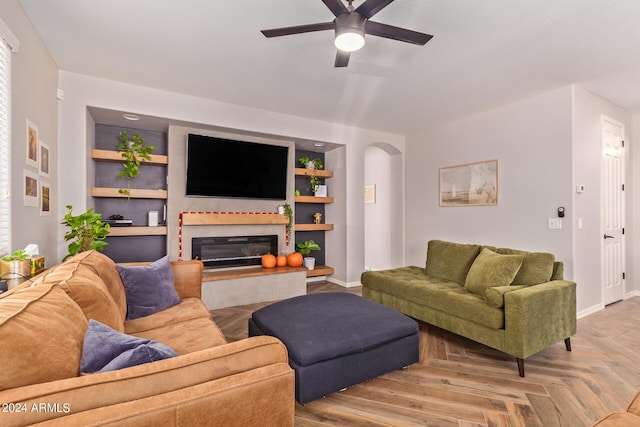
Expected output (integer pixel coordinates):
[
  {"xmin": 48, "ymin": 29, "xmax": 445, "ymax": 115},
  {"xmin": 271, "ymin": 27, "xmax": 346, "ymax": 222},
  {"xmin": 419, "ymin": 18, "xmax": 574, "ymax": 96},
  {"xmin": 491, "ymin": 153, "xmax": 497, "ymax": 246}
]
[
  {"xmin": 281, "ymin": 203, "xmax": 293, "ymax": 246},
  {"xmin": 296, "ymin": 240, "xmax": 320, "ymax": 257},
  {"xmin": 117, "ymin": 131, "xmax": 155, "ymax": 198},
  {"xmin": 298, "ymin": 157, "xmax": 323, "ymax": 193},
  {"xmin": 309, "ymin": 175, "xmax": 321, "ymax": 193},
  {"xmin": 61, "ymin": 205, "xmax": 110, "ymax": 261},
  {"xmin": 1, "ymin": 250, "xmax": 29, "ymax": 262}
]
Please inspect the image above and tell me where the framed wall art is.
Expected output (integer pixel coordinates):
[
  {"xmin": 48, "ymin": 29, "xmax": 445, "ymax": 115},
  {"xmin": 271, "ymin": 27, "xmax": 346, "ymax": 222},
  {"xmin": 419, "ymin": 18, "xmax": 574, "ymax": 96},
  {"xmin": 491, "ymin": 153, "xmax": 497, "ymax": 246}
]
[
  {"xmin": 26, "ymin": 119, "xmax": 38, "ymax": 168},
  {"xmin": 440, "ymin": 159, "xmax": 498, "ymax": 207},
  {"xmin": 23, "ymin": 169, "xmax": 38, "ymax": 207},
  {"xmin": 39, "ymin": 141, "xmax": 50, "ymax": 178},
  {"xmin": 40, "ymin": 181, "xmax": 51, "ymax": 216}
]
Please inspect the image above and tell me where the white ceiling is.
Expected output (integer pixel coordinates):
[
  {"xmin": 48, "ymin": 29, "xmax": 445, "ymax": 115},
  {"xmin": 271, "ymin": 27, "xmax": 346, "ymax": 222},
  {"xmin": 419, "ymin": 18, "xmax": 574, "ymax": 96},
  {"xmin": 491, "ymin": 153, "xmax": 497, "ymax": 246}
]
[{"xmin": 18, "ymin": 0, "xmax": 640, "ymax": 136}]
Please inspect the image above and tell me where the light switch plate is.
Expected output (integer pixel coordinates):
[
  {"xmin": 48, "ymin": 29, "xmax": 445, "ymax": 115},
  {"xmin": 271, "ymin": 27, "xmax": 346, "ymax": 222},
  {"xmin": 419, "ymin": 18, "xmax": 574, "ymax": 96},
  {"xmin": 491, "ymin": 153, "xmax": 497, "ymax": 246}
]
[{"xmin": 548, "ymin": 218, "xmax": 562, "ymax": 229}]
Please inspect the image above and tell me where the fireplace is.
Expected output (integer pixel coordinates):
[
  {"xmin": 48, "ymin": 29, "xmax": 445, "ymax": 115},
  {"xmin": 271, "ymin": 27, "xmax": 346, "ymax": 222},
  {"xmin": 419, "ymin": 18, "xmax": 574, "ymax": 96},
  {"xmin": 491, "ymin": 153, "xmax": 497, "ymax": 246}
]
[{"xmin": 192, "ymin": 235, "xmax": 278, "ymax": 269}]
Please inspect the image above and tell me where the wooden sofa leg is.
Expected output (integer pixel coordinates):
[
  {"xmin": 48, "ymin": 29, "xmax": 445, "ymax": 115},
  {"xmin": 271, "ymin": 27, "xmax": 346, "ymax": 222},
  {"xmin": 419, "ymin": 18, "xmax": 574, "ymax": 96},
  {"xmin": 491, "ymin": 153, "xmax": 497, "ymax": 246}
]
[
  {"xmin": 564, "ymin": 337, "xmax": 572, "ymax": 351},
  {"xmin": 516, "ymin": 358, "xmax": 525, "ymax": 377}
]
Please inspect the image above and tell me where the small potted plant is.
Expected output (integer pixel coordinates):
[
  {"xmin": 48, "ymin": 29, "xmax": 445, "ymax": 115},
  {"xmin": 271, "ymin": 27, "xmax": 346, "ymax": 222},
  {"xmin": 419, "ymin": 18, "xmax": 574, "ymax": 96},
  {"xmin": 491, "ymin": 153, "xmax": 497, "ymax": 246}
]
[
  {"xmin": 296, "ymin": 239, "xmax": 321, "ymax": 270},
  {"xmin": 117, "ymin": 131, "xmax": 155, "ymax": 198},
  {"xmin": 298, "ymin": 156, "xmax": 323, "ymax": 170},
  {"xmin": 0, "ymin": 250, "xmax": 31, "ymax": 280},
  {"xmin": 61, "ymin": 205, "xmax": 111, "ymax": 261}
]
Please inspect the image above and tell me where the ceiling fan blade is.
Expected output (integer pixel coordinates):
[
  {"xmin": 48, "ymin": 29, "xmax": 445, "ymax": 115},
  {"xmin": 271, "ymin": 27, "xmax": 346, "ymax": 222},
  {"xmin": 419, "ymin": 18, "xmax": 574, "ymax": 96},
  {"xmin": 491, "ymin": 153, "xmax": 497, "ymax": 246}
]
[
  {"xmin": 355, "ymin": 0, "xmax": 395, "ymax": 19},
  {"xmin": 322, "ymin": 0, "xmax": 349, "ymax": 17},
  {"xmin": 334, "ymin": 50, "xmax": 351, "ymax": 67},
  {"xmin": 261, "ymin": 22, "xmax": 334, "ymax": 38},
  {"xmin": 365, "ymin": 20, "xmax": 433, "ymax": 45}
]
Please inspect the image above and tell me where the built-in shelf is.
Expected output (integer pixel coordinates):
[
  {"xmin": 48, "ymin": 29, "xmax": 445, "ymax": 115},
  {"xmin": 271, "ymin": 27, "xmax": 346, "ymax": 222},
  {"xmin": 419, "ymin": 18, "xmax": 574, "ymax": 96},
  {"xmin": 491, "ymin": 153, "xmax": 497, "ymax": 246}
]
[
  {"xmin": 295, "ymin": 223, "xmax": 334, "ymax": 231},
  {"xmin": 295, "ymin": 196, "xmax": 334, "ymax": 204},
  {"xmin": 181, "ymin": 212, "xmax": 288, "ymax": 226},
  {"xmin": 91, "ymin": 187, "xmax": 168, "ymax": 199},
  {"xmin": 92, "ymin": 149, "xmax": 168, "ymax": 165},
  {"xmin": 107, "ymin": 226, "xmax": 167, "ymax": 236},
  {"xmin": 294, "ymin": 168, "xmax": 334, "ymax": 178},
  {"xmin": 306, "ymin": 265, "xmax": 334, "ymax": 278}
]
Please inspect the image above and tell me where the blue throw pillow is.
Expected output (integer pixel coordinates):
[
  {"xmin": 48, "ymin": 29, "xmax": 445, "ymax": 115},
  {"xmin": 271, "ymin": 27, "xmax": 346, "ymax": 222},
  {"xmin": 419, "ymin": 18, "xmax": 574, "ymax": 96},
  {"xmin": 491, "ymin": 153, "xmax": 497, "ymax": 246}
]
[
  {"xmin": 81, "ymin": 320, "xmax": 178, "ymax": 374},
  {"xmin": 117, "ymin": 256, "xmax": 181, "ymax": 320}
]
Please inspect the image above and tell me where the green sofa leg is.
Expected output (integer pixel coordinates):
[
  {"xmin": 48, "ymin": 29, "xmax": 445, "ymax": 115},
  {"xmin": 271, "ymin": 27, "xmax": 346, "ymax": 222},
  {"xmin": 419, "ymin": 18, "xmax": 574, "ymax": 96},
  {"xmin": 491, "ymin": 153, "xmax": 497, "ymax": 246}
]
[{"xmin": 517, "ymin": 338, "xmax": 570, "ymax": 377}]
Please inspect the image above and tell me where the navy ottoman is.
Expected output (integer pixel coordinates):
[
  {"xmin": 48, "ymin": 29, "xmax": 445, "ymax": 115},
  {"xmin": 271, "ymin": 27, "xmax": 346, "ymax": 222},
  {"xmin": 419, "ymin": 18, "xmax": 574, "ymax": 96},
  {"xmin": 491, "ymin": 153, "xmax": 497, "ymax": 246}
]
[{"xmin": 248, "ymin": 292, "xmax": 419, "ymax": 404}]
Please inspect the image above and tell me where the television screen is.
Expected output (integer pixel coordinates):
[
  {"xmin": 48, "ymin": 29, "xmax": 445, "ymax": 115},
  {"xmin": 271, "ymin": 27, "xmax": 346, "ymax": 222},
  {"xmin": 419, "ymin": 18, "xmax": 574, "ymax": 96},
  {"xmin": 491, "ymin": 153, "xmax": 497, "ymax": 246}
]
[{"xmin": 186, "ymin": 134, "xmax": 288, "ymax": 199}]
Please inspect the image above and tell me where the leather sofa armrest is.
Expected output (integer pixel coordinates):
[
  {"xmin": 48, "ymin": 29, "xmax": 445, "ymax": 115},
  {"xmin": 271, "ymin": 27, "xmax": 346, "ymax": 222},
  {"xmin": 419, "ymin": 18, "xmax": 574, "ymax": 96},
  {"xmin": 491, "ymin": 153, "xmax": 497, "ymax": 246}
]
[
  {"xmin": 0, "ymin": 336, "xmax": 290, "ymax": 426},
  {"xmin": 170, "ymin": 259, "xmax": 203, "ymax": 299},
  {"xmin": 504, "ymin": 280, "xmax": 577, "ymax": 359}
]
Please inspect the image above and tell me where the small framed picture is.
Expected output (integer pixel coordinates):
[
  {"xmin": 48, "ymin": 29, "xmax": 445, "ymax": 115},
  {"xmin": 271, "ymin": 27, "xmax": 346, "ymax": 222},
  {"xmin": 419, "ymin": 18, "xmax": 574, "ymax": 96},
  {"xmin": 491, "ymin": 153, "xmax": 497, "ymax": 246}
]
[
  {"xmin": 23, "ymin": 169, "xmax": 38, "ymax": 207},
  {"xmin": 26, "ymin": 119, "xmax": 38, "ymax": 168},
  {"xmin": 39, "ymin": 141, "xmax": 50, "ymax": 178},
  {"xmin": 40, "ymin": 181, "xmax": 51, "ymax": 216},
  {"xmin": 364, "ymin": 184, "xmax": 376, "ymax": 204}
]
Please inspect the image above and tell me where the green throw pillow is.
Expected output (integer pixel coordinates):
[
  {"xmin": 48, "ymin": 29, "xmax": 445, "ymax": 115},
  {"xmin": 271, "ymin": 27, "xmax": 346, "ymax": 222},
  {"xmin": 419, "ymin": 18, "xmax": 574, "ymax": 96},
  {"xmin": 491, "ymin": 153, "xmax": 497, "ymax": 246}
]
[
  {"xmin": 464, "ymin": 248, "xmax": 523, "ymax": 296},
  {"xmin": 425, "ymin": 240, "xmax": 481, "ymax": 285},
  {"xmin": 496, "ymin": 248, "xmax": 555, "ymax": 285},
  {"xmin": 483, "ymin": 285, "xmax": 528, "ymax": 308}
]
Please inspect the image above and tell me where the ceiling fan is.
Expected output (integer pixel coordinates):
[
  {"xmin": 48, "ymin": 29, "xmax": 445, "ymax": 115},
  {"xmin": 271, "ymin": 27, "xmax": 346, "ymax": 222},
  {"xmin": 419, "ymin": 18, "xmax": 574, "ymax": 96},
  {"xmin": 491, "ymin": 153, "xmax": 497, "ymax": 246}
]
[{"xmin": 261, "ymin": 0, "xmax": 433, "ymax": 67}]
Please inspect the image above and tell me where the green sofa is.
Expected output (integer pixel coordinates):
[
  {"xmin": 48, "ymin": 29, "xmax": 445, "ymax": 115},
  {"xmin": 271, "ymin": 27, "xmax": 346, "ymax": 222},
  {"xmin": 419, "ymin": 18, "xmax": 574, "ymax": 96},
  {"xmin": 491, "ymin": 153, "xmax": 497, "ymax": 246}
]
[{"xmin": 361, "ymin": 240, "xmax": 577, "ymax": 376}]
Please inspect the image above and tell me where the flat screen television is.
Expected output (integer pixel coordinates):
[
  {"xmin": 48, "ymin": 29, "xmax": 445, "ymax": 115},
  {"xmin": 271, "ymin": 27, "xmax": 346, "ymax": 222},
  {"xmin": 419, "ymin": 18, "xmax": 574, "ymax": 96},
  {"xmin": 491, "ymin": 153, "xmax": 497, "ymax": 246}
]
[{"xmin": 186, "ymin": 134, "xmax": 288, "ymax": 200}]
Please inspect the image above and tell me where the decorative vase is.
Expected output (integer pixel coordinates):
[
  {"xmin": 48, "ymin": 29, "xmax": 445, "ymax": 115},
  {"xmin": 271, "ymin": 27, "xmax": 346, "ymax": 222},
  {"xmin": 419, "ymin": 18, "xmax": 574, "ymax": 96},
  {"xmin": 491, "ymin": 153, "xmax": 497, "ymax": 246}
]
[
  {"xmin": 0, "ymin": 258, "xmax": 32, "ymax": 291},
  {"xmin": 303, "ymin": 257, "xmax": 316, "ymax": 270},
  {"xmin": 0, "ymin": 259, "xmax": 31, "ymax": 280},
  {"xmin": 306, "ymin": 162, "xmax": 315, "ymax": 170}
]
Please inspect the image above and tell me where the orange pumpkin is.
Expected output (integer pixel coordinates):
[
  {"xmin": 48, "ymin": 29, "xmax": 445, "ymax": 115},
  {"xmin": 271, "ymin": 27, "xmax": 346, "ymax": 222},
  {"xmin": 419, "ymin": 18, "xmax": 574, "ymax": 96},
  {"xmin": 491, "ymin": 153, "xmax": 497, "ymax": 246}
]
[
  {"xmin": 261, "ymin": 254, "xmax": 277, "ymax": 268},
  {"xmin": 276, "ymin": 255, "xmax": 287, "ymax": 267},
  {"xmin": 287, "ymin": 252, "xmax": 303, "ymax": 267}
]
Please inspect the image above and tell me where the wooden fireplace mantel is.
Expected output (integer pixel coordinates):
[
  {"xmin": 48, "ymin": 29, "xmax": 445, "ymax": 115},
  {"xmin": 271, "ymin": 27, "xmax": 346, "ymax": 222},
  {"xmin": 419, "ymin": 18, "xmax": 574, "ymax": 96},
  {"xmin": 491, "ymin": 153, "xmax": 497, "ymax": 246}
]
[{"xmin": 180, "ymin": 212, "xmax": 288, "ymax": 226}]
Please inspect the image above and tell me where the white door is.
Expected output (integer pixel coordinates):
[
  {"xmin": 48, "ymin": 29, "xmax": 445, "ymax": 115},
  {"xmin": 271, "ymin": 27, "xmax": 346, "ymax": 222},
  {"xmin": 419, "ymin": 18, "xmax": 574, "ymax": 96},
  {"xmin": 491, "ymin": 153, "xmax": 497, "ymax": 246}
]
[{"xmin": 601, "ymin": 116, "xmax": 625, "ymax": 305}]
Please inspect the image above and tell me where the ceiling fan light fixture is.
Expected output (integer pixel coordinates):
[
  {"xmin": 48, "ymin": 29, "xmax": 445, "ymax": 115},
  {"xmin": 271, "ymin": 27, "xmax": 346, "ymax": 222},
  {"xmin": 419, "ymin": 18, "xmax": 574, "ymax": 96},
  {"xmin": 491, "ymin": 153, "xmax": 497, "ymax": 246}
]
[
  {"xmin": 334, "ymin": 12, "xmax": 366, "ymax": 52},
  {"xmin": 335, "ymin": 29, "xmax": 365, "ymax": 52}
]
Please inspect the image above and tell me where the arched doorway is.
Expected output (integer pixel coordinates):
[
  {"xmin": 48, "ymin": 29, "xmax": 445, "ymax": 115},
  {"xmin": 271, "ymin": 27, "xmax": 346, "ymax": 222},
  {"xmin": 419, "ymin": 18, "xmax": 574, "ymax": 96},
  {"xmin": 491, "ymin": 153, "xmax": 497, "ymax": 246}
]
[{"xmin": 364, "ymin": 144, "xmax": 404, "ymax": 271}]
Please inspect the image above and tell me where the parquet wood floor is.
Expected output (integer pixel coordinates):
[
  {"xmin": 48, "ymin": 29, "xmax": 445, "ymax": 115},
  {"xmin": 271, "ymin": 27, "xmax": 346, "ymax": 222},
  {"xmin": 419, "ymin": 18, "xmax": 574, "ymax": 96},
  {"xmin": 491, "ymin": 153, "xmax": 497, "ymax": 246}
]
[{"xmin": 210, "ymin": 282, "xmax": 640, "ymax": 426}]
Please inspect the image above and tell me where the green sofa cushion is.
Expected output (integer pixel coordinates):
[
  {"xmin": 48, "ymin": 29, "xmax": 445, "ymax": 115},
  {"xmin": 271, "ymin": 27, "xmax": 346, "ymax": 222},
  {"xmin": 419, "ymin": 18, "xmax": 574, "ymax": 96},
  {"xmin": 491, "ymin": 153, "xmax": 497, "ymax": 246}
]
[
  {"xmin": 464, "ymin": 249, "xmax": 523, "ymax": 296},
  {"xmin": 361, "ymin": 266, "xmax": 505, "ymax": 330},
  {"xmin": 496, "ymin": 248, "xmax": 555, "ymax": 285},
  {"xmin": 483, "ymin": 285, "xmax": 528, "ymax": 308},
  {"xmin": 425, "ymin": 240, "xmax": 481, "ymax": 285}
]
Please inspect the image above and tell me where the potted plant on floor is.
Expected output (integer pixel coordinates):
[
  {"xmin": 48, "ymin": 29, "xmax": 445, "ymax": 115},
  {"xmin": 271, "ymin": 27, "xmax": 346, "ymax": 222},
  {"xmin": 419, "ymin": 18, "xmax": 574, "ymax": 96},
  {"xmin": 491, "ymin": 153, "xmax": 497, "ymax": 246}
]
[
  {"xmin": 61, "ymin": 205, "xmax": 111, "ymax": 261},
  {"xmin": 0, "ymin": 250, "xmax": 31, "ymax": 280},
  {"xmin": 296, "ymin": 239, "xmax": 320, "ymax": 270}
]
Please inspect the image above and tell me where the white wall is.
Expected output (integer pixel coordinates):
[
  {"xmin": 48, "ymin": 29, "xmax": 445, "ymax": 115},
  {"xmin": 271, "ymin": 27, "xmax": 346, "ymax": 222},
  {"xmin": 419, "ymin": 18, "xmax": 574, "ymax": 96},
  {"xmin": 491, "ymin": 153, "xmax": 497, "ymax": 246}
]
[
  {"xmin": 632, "ymin": 112, "xmax": 640, "ymax": 296},
  {"xmin": 571, "ymin": 86, "xmax": 634, "ymax": 313},
  {"xmin": 364, "ymin": 146, "xmax": 392, "ymax": 270},
  {"xmin": 1, "ymin": 1, "xmax": 58, "ymax": 265},
  {"xmin": 405, "ymin": 86, "xmax": 575, "ymax": 277},
  {"xmin": 56, "ymin": 71, "xmax": 405, "ymax": 285},
  {"xmin": 405, "ymin": 85, "xmax": 639, "ymax": 313},
  {"xmin": 363, "ymin": 144, "xmax": 405, "ymax": 271}
]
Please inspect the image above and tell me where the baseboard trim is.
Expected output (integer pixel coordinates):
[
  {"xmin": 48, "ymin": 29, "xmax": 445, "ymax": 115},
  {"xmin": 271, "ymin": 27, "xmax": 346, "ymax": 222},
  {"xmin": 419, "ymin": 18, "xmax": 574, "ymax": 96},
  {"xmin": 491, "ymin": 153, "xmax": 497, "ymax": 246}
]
[
  {"xmin": 577, "ymin": 303, "xmax": 604, "ymax": 319},
  {"xmin": 327, "ymin": 277, "xmax": 361, "ymax": 288}
]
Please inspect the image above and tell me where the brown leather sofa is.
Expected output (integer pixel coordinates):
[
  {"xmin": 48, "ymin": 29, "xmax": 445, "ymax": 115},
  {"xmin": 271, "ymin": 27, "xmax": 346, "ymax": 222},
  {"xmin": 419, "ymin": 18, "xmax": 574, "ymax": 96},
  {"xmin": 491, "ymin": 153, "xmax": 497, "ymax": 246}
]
[
  {"xmin": 592, "ymin": 391, "xmax": 640, "ymax": 426},
  {"xmin": 0, "ymin": 251, "xmax": 294, "ymax": 426}
]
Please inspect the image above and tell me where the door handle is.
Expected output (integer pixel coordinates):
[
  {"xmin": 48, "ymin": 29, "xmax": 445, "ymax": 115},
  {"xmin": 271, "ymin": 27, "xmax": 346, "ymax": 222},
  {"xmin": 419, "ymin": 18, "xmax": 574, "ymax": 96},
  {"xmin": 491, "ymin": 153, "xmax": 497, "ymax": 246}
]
[{"xmin": 604, "ymin": 234, "xmax": 615, "ymax": 239}]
